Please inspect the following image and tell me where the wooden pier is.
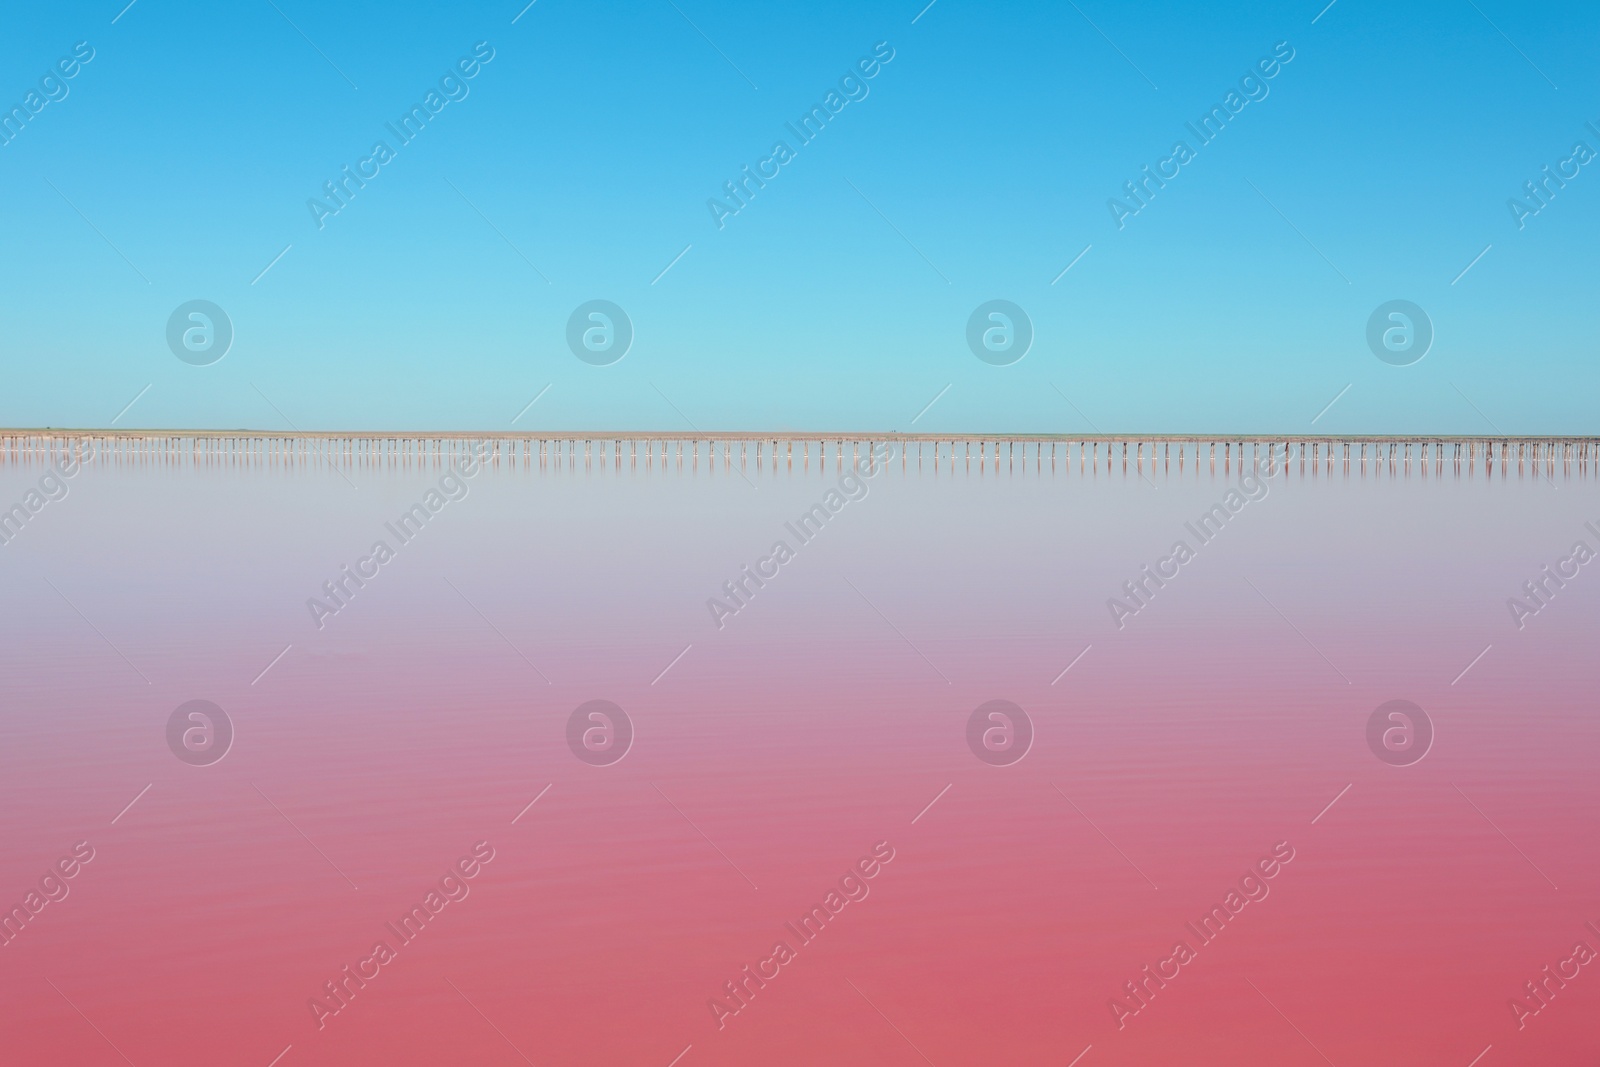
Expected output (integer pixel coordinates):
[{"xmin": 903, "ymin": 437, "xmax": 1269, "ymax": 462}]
[{"xmin": 1, "ymin": 431, "xmax": 1597, "ymax": 480}]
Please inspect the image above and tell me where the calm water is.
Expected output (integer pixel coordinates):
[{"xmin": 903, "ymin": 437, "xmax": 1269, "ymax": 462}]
[{"xmin": 1, "ymin": 438, "xmax": 1597, "ymax": 1066}]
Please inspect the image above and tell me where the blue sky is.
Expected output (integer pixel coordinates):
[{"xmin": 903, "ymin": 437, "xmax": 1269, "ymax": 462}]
[{"xmin": 1, "ymin": 0, "xmax": 1595, "ymax": 433}]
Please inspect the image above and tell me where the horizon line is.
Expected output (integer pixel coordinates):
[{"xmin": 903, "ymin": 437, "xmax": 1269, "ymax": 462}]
[{"xmin": 2, "ymin": 429, "xmax": 1598, "ymax": 443}]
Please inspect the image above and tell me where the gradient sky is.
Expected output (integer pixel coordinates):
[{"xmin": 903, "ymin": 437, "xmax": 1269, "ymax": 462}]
[{"xmin": 1, "ymin": 0, "xmax": 1595, "ymax": 433}]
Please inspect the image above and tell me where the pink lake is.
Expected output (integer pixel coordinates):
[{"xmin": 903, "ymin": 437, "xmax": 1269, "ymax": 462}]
[{"xmin": 1, "ymin": 436, "xmax": 1596, "ymax": 1067}]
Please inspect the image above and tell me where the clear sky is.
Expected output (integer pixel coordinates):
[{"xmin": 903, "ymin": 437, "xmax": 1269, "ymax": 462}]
[{"xmin": 1, "ymin": 0, "xmax": 1595, "ymax": 434}]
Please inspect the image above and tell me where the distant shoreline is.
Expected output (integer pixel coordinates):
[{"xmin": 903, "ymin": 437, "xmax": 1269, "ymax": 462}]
[{"xmin": 0, "ymin": 430, "xmax": 1594, "ymax": 444}]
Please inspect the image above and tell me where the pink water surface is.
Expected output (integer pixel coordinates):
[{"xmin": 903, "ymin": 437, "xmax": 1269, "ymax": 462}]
[{"xmin": 1, "ymin": 442, "xmax": 1597, "ymax": 1065}]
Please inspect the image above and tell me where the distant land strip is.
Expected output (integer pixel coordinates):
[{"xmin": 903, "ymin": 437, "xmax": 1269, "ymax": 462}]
[{"xmin": 2, "ymin": 431, "xmax": 1597, "ymax": 444}]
